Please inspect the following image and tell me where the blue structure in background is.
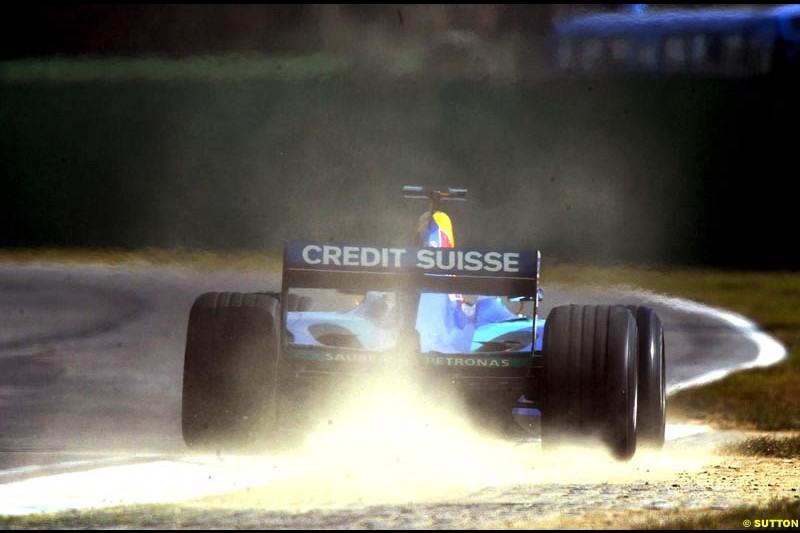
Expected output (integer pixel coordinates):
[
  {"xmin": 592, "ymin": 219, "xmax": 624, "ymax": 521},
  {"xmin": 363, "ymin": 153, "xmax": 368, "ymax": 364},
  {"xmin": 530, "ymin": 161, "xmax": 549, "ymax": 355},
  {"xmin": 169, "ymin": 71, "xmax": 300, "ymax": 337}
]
[{"xmin": 553, "ymin": 4, "xmax": 800, "ymax": 76}]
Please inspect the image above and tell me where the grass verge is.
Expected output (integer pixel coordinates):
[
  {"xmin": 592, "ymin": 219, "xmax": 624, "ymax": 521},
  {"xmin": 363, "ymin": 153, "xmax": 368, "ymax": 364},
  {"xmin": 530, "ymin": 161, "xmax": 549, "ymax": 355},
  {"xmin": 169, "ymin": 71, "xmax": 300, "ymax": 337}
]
[
  {"xmin": 0, "ymin": 247, "xmax": 281, "ymax": 273},
  {"xmin": 0, "ymin": 53, "xmax": 350, "ymax": 83},
  {"xmin": 0, "ymin": 506, "xmax": 185, "ymax": 530},
  {"xmin": 727, "ymin": 435, "xmax": 800, "ymax": 459}
]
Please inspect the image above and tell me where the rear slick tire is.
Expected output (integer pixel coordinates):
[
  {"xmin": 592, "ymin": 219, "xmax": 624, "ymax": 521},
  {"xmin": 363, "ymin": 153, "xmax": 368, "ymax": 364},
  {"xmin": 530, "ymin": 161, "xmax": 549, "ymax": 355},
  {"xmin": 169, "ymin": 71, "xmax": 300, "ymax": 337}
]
[
  {"xmin": 181, "ymin": 292, "xmax": 280, "ymax": 449},
  {"xmin": 542, "ymin": 304, "xmax": 639, "ymax": 460}
]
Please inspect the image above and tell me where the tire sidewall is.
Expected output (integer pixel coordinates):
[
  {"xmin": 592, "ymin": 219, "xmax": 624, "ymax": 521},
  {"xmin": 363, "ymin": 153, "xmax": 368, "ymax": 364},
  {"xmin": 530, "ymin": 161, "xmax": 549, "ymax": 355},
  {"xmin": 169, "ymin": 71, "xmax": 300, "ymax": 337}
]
[{"xmin": 629, "ymin": 305, "xmax": 666, "ymax": 447}]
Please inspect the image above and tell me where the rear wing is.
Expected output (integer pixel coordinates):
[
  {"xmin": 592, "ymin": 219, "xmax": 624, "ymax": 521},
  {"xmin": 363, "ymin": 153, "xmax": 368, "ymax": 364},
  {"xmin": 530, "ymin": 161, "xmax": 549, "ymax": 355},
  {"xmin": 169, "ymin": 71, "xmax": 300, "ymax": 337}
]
[
  {"xmin": 283, "ymin": 242, "xmax": 540, "ymax": 297},
  {"xmin": 402, "ymin": 186, "xmax": 467, "ymax": 201},
  {"xmin": 403, "ymin": 185, "xmax": 467, "ymax": 212}
]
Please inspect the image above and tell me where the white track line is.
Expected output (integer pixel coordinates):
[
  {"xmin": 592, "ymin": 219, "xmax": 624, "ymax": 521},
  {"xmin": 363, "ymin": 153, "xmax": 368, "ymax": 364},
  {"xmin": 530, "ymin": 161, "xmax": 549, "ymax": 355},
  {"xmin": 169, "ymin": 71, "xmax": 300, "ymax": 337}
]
[
  {"xmin": 634, "ymin": 291, "xmax": 788, "ymax": 394},
  {"xmin": 664, "ymin": 423, "xmax": 712, "ymax": 440},
  {"xmin": 0, "ymin": 459, "xmax": 273, "ymax": 516},
  {"xmin": 0, "ymin": 457, "xmax": 128, "ymax": 479}
]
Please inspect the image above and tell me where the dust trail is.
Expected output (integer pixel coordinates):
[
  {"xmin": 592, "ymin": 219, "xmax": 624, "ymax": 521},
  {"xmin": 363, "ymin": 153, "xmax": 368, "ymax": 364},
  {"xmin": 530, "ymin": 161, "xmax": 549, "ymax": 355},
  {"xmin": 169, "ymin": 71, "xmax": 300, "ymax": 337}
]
[{"xmin": 198, "ymin": 368, "xmax": 716, "ymax": 512}]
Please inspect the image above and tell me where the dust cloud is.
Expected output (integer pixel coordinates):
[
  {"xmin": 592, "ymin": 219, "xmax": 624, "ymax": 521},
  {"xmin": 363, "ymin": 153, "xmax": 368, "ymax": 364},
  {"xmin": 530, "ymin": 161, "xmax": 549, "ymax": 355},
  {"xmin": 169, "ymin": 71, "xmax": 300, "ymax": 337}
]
[{"xmin": 188, "ymin": 366, "xmax": 714, "ymax": 512}]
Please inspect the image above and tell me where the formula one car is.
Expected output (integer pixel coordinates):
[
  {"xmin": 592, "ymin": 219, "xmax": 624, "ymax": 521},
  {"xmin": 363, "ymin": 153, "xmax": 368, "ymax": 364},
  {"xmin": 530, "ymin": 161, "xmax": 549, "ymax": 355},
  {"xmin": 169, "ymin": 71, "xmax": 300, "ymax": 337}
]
[{"xmin": 182, "ymin": 186, "xmax": 666, "ymax": 459}]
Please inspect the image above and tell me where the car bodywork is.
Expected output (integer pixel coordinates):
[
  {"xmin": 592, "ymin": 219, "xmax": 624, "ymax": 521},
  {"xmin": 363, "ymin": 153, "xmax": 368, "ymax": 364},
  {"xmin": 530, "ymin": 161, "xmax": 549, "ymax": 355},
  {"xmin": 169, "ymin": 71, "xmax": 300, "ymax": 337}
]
[
  {"xmin": 276, "ymin": 188, "xmax": 546, "ymax": 425},
  {"xmin": 182, "ymin": 186, "xmax": 663, "ymax": 458}
]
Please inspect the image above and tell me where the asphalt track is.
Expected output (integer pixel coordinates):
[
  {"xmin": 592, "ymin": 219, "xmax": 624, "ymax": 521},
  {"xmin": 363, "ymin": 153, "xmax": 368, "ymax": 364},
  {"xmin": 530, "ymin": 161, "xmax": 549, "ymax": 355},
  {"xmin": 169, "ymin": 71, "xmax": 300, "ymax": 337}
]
[{"xmin": 0, "ymin": 263, "xmax": 786, "ymax": 517}]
